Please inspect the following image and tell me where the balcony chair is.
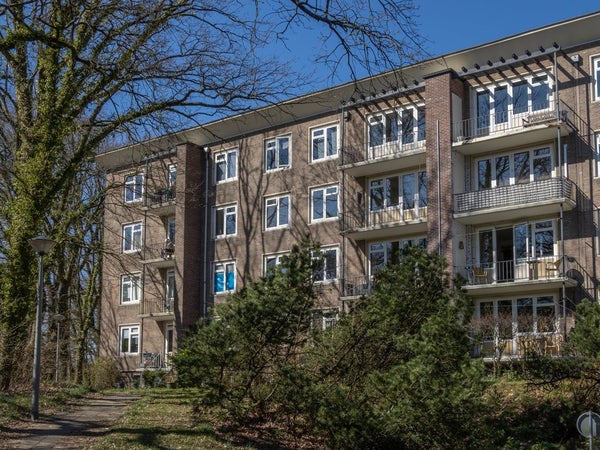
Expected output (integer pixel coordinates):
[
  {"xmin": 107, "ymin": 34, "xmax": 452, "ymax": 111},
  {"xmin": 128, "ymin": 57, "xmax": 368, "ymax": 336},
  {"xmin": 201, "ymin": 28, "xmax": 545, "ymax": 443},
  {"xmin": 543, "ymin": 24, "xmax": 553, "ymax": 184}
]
[
  {"xmin": 544, "ymin": 258, "xmax": 561, "ymax": 278},
  {"xmin": 472, "ymin": 266, "xmax": 488, "ymax": 284}
]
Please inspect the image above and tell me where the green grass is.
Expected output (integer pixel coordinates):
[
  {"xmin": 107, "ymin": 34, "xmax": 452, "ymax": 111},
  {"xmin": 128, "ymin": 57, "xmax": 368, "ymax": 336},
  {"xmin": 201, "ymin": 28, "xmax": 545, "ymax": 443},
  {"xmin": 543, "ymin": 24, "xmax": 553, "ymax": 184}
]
[
  {"xmin": 94, "ymin": 388, "xmax": 318, "ymax": 449},
  {"xmin": 92, "ymin": 388, "xmax": 228, "ymax": 450},
  {"xmin": 0, "ymin": 385, "xmax": 91, "ymax": 425}
]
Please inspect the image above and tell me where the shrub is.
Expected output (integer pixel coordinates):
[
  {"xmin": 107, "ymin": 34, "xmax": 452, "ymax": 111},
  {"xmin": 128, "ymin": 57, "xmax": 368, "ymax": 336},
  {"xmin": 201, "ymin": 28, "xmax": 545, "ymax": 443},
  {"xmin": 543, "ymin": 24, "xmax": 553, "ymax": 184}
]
[{"xmin": 88, "ymin": 357, "xmax": 122, "ymax": 390}]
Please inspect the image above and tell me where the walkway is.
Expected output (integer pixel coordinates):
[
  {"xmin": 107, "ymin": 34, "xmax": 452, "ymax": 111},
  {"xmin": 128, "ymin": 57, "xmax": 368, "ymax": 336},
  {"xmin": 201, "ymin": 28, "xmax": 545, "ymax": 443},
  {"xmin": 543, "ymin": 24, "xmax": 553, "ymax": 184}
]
[{"xmin": 0, "ymin": 393, "xmax": 139, "ymax": 449}]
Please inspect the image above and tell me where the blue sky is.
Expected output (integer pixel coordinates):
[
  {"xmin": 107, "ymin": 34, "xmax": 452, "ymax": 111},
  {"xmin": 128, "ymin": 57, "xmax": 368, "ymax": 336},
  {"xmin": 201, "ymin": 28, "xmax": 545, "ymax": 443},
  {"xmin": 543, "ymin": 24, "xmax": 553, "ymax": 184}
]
[
  {"xmin": 417, "ymin": 1, "xmax": 600, "ymax": 56},
  {"xmin": 282, "ymin": 2, "xmax": 600, "ymax": 91}
]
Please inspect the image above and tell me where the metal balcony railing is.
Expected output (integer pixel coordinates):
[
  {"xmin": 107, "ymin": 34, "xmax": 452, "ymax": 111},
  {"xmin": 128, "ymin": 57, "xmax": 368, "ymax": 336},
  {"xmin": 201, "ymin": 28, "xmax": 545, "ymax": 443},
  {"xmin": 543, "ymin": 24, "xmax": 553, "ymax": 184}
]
[
  {"xmin": 147, "ymin": 186, "xmax": 176, "ymax": 207},
  {"xmin": 342, "ymin": 139, "xmax": 426, "ymax": 166},
  {"xmin": 455, "ymin": 256, "xmax": 578, "ymax": 287},
  {"xmin": 141, "ymin": 352, "xmax": 161, "ymax": 369},
  {"xmin": 454, "ymin": 177, "xmax": 573, "ymax": 215},
  {"xmin": 341, "ymin": 275, "xmax": 374, "ymax": 297},
  {"xmin": 452, "ymin": 101, "xmax": 563, "ymax": 142},
  {"xmin": 140, "ymin": 240, "xmax": 175, "ymax": 262}
]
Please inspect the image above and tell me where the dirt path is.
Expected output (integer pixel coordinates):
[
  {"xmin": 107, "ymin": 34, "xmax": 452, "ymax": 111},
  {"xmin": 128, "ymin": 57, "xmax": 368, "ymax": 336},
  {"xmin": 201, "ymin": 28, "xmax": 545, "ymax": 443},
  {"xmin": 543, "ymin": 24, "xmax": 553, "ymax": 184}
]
[{"xmin": 0, "ymin": 393, "xmax": 139, "ymax": 449}]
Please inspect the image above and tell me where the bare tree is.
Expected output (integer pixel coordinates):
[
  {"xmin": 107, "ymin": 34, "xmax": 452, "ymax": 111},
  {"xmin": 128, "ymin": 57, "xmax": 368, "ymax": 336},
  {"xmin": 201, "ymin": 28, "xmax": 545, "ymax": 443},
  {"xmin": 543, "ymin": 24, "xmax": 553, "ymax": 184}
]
[{"xmin": 0, "ymin": 0, "xmax": 422, "ymax": 389}]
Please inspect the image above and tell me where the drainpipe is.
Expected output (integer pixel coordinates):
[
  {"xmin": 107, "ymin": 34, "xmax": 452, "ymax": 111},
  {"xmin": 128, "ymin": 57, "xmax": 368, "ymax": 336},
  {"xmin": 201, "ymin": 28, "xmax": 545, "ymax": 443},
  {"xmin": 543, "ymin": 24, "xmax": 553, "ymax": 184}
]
[
  {"xmin": 202, "ymin": 146, "xmax": 210, "ymax": 318},
  {"xmin": 437, "ymin": 120, "xmax": 442, "ymax": 255},
  {"xmin": 555, "ymin": 51, "xmax": 568, "ymax": 339},
  {"xmin": 340, "ymin": 106, "xmax": 347, "ymax": 301}
]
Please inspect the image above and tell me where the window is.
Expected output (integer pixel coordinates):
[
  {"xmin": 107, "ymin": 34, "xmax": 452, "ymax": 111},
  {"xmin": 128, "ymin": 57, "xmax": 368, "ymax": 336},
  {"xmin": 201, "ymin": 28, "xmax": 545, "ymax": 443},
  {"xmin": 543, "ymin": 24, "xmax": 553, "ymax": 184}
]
[
  {"xmin": 120, "ymin": 325, "xmax": 140, "ymax": 354},
  {"xmin": 168, "ymin": 165, "xmax": 176, "ymax": 187},
  {"xmin": 595, "ymin": 133, "xmax": 600, "ymax": 177},
  {"xmin": 475, "ymin": 75, "xmax": 551, "ymax": 129},
  {"xmin": 165, "ymin": 270, "xmax": 175, "ymax": 310},
  {"xmin": 311, "ymin": 185, "xmax": 338, "ymax": 222},
  {"xmin": 214, "ymin": 204, "xmax": 237, "ymax": 238},
  {"xmin": 265, "ymin": 136, "xmax": 290, "ymax": 171},
  {"xmin": 531, "ymin": 77, "xmax": 549, "ymax": 111},
  {"xmin": 368, "ymin": 107, "xmax": 425, "ymax": 148},
  {"xmin": 369, "ymin": 237, "xmax": 427, "ymax": 274},
  {"xmin": 214, "ymin": 261, "xmax": 235, "ymax": 294},
  {"xmin": 517, "ymin": 296, "xmax": 556, "ymax": 333},
  {"xmin": 369, "ymin": 112, "xmax": 397, "ymax": 147},
  {"xmin": 265, "ymin": 194, "xmax": 290, "ymax": 229},
  {"xmin": 121, "ymin": 274, "xmax": 141, "ymax": 304},
  {"xmin": 166, "ymin": 216, "xmax": 176, "ymax": 245},
  {"xmin": 369, "ymin": 170, "xmax": 427, "ymax": 212},
  {"xmin": 122, "ymin": 223, "xmax": 142, "ymax": 252},
  {"xmin": 312, "ymin": 247, "xmax": 338, "ymax": 282},
  {"xmin": 476, "ymin": 147, "xmax": 553, "ymax": 189},
  {"xmin": 124, "ymin": 173, "xmax": 143, "ymax": 203},
  {"xmin": 312, "ymin": 125, "xmax": 338, "ymax": 161},
  {"xmin": 594, "ymin": 57, "xmax": 600, "ymax": 101},
  {"xmin": 476, "ymin": 296, "xmax": 557, "ymax": 340},
  {"xmin": 215, "ymin": 148, "xmax": 237, "ymax": 183},
  {"xmin": 264, "ymin": 253, "xmax": 287, "ymax": 276}
]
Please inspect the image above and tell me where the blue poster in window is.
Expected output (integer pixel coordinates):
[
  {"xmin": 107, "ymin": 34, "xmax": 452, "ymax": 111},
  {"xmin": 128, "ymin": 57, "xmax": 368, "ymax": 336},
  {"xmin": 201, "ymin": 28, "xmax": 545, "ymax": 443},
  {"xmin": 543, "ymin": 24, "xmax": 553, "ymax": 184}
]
[
  {"xmin": 215, "ymin": 273, "xmax": 224, "ymax": 293},
  {"xmin": 226, "ymin": 272, "xmax": 234, "ymax": 290}
]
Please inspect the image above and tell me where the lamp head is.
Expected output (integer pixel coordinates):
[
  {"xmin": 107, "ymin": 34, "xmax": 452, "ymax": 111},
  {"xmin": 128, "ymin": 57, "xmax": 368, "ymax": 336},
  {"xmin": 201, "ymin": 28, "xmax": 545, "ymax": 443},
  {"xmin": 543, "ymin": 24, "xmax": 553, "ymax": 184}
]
[{"xmin": 28, "ymin": 235, "xmax": 56, "ymax": 255}]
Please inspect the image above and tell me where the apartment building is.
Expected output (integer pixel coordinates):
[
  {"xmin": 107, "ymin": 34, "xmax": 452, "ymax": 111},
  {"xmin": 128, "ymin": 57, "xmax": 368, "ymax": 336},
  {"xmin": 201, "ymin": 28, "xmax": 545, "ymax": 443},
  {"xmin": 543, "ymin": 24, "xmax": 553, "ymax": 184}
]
[{"xmin": 97, "ymin": 12, "xmax": 600, "ymax": 375}]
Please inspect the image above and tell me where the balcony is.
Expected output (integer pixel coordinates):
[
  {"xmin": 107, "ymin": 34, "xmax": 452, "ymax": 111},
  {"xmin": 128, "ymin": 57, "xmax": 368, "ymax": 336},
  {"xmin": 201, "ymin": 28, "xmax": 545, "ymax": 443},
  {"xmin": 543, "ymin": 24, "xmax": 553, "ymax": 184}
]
[
  {"xmin": 145, "ymin": 186, "xmax": 176, "ymax": 216},
  {"xmin": 140, "ymin": 295, "xmax": 174, "ymax": 321},
  {"xmin": 455, "ymin": 256, "xmax": 579, "ymax": 296},
  {"xmin": 452, "ymin": 102, "xmax": 574, "ymax": 155},
  {"xmin": 340, "ymin": 140, "xmax": 426, "ymax": 177},
  {"xmin": 340, "ymin": 203, "xmax": 427, "ymax": 240},
  {"xmin": 340, "ymin": 275, "xmax": 374, "ymax": 299},
  {"xmin": 454, "ymin": 177, "xmax": 575, "ymax": 225},
  {"xmin": 140, "ymin": 241, "xmax": 175, "ymax": 268}
]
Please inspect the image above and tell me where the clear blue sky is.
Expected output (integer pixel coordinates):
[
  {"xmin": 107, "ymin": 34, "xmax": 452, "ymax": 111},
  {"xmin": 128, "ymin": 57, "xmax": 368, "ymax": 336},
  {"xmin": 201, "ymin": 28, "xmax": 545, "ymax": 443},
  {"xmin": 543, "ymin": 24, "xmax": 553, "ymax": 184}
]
[
  {"xmin": 282, "ymin": 2, "xmax": 600, "ymax": 91},
  {"xmin": 417, "ymin": 1, "xmax": 600, "ymax": 56}
]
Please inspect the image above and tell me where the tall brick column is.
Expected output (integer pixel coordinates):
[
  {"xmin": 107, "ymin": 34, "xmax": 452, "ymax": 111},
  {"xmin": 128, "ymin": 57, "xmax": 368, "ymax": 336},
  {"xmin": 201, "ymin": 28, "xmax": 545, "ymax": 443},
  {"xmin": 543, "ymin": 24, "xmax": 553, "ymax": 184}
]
[{"xmin": 424, "ymin": 70, "xmax": 458, "ymax": 267}]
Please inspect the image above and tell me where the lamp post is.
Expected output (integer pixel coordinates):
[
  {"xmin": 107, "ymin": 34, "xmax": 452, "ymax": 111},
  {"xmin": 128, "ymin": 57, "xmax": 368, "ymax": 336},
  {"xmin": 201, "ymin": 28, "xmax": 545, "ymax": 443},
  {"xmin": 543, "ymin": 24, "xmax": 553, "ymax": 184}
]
[
  {"xmin": 52, "ymin": 313, "xmax": 65, "ymax": 385},
  {"xmin": 28, "ymin": 235, "xmax": 56, "ymax": 421}
]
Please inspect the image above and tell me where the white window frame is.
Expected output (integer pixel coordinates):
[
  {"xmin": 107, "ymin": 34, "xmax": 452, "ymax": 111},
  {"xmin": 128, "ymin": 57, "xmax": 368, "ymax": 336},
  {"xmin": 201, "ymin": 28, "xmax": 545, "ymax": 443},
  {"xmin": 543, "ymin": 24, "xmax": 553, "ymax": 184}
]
[
  {"xmin": 311, "ymin": 184, "xmax": 338, "ymax": 222},
  {"xmin": 311, "ymin": 124, "xmax": 338, "ymax": 162},
  {"xmin": 119, "ymin": 325, "xmax": 140, "ymax": 355},
  {"xmin": 475, "ymin": 146, "xmax": 554, "ymax": 190},
  {"xmin": 265, "ymin": 135, "xmax": 291, "ymax": 171},
  {"xmin": 168, "ymin": 164, "xmax": 177, "ymax": 188},
  {"xmin": 165, "ymin": 270, "xmax": 175, "ymax": 310},
  {"xmin": 473, "ymin": 74, "xmax": 552, "ymax": 131},
  {"xmin": 369, "ymin": 237, "xmax": 427, "ymax": 275},
  {"xmin": 214, "ymin": 148, "xmax": 237, "ymax": 183},
  {"xmin": 367, "ymin": 106, "xmax": 425, "ymax": 149},
  {"xmin": 369, "ymin": 170, "xmax": 427, "ymax": 212},
  {"xmin": 476, "ymin": 296, "xmax": 558, "ymax": 337},
  {"xmin": 595, "ymin": 132, "xmax": 600, "ymax": 177},
  {"xmin": 124, "ymin": 173, "xmax": 144, "ymax": 203},
  {"xmin": 213, "ymin": 204, "xmax": 237, "ymax": 238},
  {"xmin": 121, "ymin": 273, "xmax": 141, "ymax": 304},
  {"xmin": 264, "ymin": 253, "xmax": 288, "ymax": 276},
  {"xmin": 122, "ymin": 222, "xmax": 143, "ymax": 253},
  {"xmin": 312, "ymin": 246, "xmax": 339, "ymax": 282},
  {"xmin": 265, "ymin": 194, "xmax": 290, "ymax": 229},
  {"xmin": 213, "ymin": 261, "xmax": 236, "ymax": 294},
  {"xmin": 593, "ymin": 56, "xmax": 600, "ymax": 102}
]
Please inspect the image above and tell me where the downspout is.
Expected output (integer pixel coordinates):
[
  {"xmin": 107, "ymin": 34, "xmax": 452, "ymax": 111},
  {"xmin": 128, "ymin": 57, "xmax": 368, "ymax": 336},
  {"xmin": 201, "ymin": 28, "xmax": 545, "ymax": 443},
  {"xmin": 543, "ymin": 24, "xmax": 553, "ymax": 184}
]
[
  {"xmin": 437, "ymin": 120, "xmax": 442, "ymax": 255},
  {"xmin": 340, "ymin": 106, "xmax": 346, "ymax": 305},
  {"xmin": 202, "ymin": 147, "xmax": 210, "ymax": 318},
  {"xmin": 140, "ymin": 158, "xmax": 150, "ymax": 367},
  {"xmin": 554, "ymin": 51, "xmax": 567, "ymax": 339}
]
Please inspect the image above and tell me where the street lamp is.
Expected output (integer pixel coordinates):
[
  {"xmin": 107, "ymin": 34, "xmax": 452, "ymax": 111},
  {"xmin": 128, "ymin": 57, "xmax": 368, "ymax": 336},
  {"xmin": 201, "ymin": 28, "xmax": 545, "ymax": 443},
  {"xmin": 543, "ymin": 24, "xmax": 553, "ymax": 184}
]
[
  {"xmin": 52, "ymin": 313, "xmax": 65, "ymax": 385},
  {"xmin": 28, "ymin": 235, "xmax": 56, "ymax": 421}
]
